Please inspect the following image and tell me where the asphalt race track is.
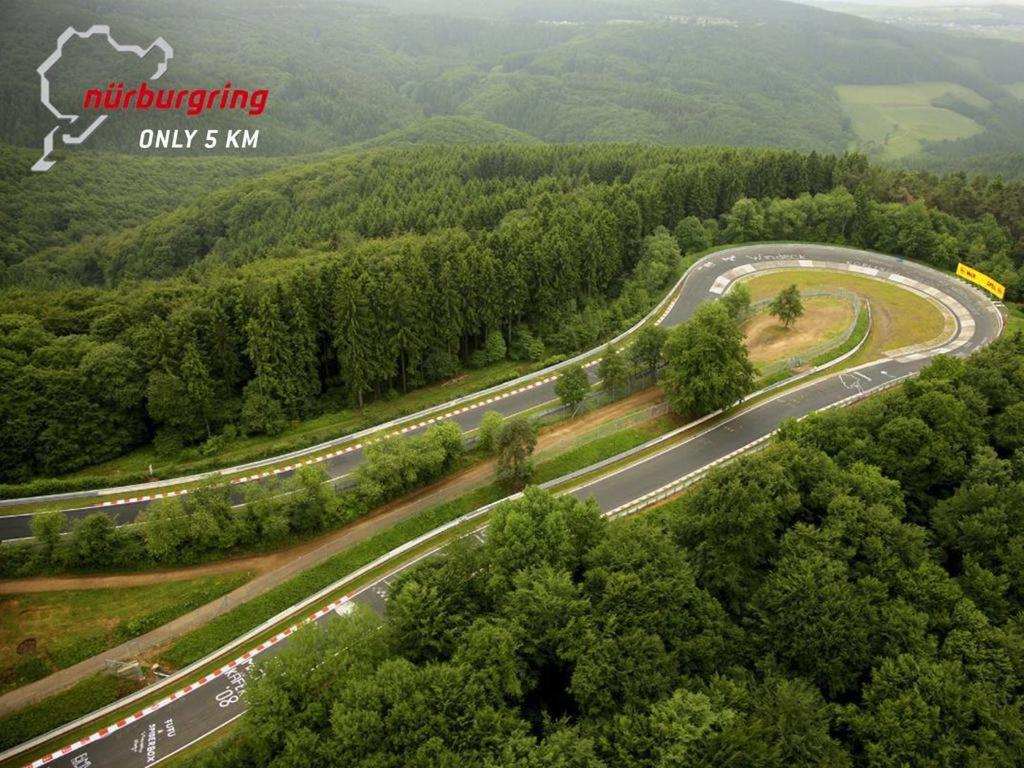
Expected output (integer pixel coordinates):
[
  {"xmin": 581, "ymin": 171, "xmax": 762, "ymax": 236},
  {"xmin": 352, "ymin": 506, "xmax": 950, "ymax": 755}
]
[
  {"xmin": 0, "ymin": 243, "xmax": 1000, "ymax": 542},
  {"xmin": 10, "ymin": 244, "xmax": 1004, "ymax": 768}
]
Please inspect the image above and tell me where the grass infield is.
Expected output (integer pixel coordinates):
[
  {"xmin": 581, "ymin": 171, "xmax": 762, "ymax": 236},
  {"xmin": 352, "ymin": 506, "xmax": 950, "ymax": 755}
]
[{"xmin": 740, "ymin": 269, "xmax": 949, "ymax": 363}]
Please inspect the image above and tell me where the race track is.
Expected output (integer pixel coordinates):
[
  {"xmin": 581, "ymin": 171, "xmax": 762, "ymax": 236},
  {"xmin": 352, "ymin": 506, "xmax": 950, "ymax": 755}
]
[
  {"xmin": 0, "ymin": 243, "xmax": 999, "ymax": 541},
  {"xmin": 9, "ymin": 244, "xmax": 1004, "ymax": 768}
]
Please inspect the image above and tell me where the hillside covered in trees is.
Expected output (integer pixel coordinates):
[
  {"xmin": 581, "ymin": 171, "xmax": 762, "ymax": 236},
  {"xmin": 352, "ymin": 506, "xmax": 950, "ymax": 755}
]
[
  {"xmin": 3, "ymin": 0, "xmax": 1024, "ymax": 171},
  {"xmin": 193, "ymin": 334, "xmax": 1024, "ymax": 768},
  {"xmin": 3, "ymin": 144, "xmax": 1024, "ymax": 483}
]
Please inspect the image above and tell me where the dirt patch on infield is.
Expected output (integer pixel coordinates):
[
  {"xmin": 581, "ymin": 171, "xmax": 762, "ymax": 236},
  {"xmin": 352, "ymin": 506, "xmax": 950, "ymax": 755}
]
[
  {"xmin": 739, "ymin": 270, "xmax": 947, "ymax": 360},
  {"xmin": 744, "ymin": 297, "xmax": 854, "ymax": 366}
]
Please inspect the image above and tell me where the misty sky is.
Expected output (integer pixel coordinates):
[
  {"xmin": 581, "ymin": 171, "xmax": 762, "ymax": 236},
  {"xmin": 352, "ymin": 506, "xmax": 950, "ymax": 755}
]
[{"xmin": 811, "ymin": 0, "xmax": 1024, "ymax": 5}]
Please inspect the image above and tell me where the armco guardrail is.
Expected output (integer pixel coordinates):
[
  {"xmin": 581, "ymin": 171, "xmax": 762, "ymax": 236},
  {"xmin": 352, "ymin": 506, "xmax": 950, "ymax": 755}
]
[
  {"xmin": 605, "ymin": 373, "xmax": 911, "ymax": 519},
  {"xmin": 0, "ymin": 254, "xmax": 704, "ymax": 508},
  {"xmin": 2, "ymin": 367, "xmax": 913, "ymax": 768},
  {"xmin": 7, "ymin": 244, "xmax": 996, "ymax": 764},
  {"xmin": 0, "ymin": 303, "xmax": 883, "ymax": 765}
]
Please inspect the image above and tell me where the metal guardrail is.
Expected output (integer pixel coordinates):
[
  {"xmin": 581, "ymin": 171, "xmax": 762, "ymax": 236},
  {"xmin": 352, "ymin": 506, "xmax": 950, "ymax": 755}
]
[
  {"xmin": 0, "ymin": 254, "xmax": 703, "ymax": 508},
  {"xmin": 0, "ymin": 322, "xmax": 878, "ymax": 765},
  {"xmin": 4, "ymin": 246, "xmax": 977, "ymax": 763},
  {"xmin": 605, "ymin": 373, "xmax": 911, "ymax": 518}
]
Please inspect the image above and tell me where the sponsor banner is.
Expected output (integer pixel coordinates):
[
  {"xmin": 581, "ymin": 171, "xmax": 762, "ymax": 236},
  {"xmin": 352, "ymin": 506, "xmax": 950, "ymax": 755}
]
[{"xmin": 956, "ymin": 262, "xmax": 1005, "ymax": 300}]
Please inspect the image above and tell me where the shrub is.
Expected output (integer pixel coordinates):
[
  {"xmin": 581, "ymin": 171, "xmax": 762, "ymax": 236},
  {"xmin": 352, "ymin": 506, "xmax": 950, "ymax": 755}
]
[
  {"xmin": 483, "ymin": 330, "xmax": 508, "ymax": 364},
  {"xmin": 241, "ymin": 385, "xmax": 287, "ymax": 436}
]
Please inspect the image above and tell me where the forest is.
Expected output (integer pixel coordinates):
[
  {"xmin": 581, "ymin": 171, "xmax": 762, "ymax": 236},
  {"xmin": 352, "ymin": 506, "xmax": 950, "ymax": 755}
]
[
  {"xmin": 189, "ymin": 333, "xmax": 1024, "ymax": 768},
  {"xmin": 3, "ymin": 0, "xmax": 1024, "ymax": 172},
  {"xmin": 3, "ymin": 144, "xmax": 1024, "ymax": 484}
]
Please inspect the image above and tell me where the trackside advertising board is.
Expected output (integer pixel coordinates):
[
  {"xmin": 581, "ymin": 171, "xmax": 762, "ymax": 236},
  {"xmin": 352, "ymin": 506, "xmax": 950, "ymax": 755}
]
[{"xmin": 956, "ymin": 262, "xmax": 1006, "ymax": 300}]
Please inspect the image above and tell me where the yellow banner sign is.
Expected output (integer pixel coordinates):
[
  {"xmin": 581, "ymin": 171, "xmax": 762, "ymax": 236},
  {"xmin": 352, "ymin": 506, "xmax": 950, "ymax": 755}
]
[{"xmin": 956, "ymin": 262, "xmax": 1005, "ymax": 300}]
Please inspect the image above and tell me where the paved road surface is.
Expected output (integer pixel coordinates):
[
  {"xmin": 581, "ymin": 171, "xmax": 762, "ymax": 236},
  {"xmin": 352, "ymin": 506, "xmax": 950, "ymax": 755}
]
[
  {"xmin": 15, "ymin": 244, "xmax": 1003, "ymax": 768},
  {"xmin": 1, "ymin": 243, "xmax": 998, "ymax": 541}
]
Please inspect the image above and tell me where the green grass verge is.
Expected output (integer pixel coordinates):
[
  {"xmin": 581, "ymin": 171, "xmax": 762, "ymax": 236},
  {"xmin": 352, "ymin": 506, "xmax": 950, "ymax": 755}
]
[
  {"xmin": 741, "ymin": 269, "xmax": 948, "ymax": 361},
  {"xmin": 0, "ymin": 674, "xmax": 142, "ymax": 753},
  {"xmin": 1005, "ymin": 303, "xmax": 1024, "ymax": 336},
  {"xmin": 532, "ymin": 415, "xmax": 677, "ymax": 485},
  {"xmin": 811, "ymin": 305, "xmax": 870, "ymax": 368},
  {"xmin": 0, "ymin": 572, "xmax": 253, "ymax": 697}
]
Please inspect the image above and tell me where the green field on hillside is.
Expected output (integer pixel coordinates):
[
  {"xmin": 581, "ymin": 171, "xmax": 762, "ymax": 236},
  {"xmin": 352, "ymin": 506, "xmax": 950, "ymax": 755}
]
[{"xmin": 837, "ymin": 82, "xmax": 989, "ymax": 160}]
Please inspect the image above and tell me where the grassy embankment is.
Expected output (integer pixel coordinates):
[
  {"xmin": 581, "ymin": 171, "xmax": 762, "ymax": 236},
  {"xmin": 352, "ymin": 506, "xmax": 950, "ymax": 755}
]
[
  {"xmin": 741, "ymin": 270, "xmax": 951, "ymax": 363},
  {"xmin": 0, "ymin": 573, "xmax": 253, "ymax": 697}
]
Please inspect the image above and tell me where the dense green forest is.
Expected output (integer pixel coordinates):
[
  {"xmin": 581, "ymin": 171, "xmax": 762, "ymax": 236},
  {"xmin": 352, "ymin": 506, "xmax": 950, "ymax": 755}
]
[
  {"xmin": 191, "ymin": 334, "xmax": 1024, "ymax": 768},
  {"xmin": 3, "ymin": 0, "xmax": 1024, "ymax": 170},
  {"xmin": 3, "ymin": 144, "xmax": 1023, "ymax": 483},
  {"xmin": 0, "ymin": 143, "xmax": 287, "ymax": 274},
  {"xmin": 0, "ymin": 116, "xmax": 534, "ymax": 277}
]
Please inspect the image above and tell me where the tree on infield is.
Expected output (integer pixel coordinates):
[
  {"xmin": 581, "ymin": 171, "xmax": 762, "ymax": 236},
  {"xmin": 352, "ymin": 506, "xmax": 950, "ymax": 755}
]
[
  {"xmin": 555, "ymin": 364, "xmax": 590, "ymax": 416},
  {"xmin": 496, "ymin": 416, "xmax": 537, "ymax": 488},
  {"xmin": 768, "ymin": 284, "xmax": 804, "ymax": 328},
  {"xmin": 661, "ymin": 302, "xmax": 756, "ymax": 417},
  {"xmin": 599, "ymin": 345, "xmax": 630, "ymax": 399}
]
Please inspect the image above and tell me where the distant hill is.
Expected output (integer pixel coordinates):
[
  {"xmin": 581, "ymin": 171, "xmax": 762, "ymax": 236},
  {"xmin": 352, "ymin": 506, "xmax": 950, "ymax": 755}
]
[
  {"xmin": 0, "ymin": 116, "xmax": 538, "ymax": 277},
  {"xmin": 356, "ymin": 116, "xmax": 542, "ymax": 148},
  {"xmin": 0, "ymin": 142, "xmax": 287, "ymax": 278},
  {"xmin": 1, "ymin": 0, "xmax": 1023, "ymax": 170}
]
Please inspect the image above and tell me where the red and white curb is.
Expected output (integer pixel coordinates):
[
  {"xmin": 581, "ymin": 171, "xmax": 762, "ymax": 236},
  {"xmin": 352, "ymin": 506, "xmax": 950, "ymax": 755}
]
[
  {"xmin": 95, "ymin": 361, "xmax": 609, "ymax": 509},
  {"xmin": 20, "ymin": 377, "xmax": 918, "ymax": 766},
  {"xmin": 25, "ymin": 593, "xmax": 358, "ymax": 768}
]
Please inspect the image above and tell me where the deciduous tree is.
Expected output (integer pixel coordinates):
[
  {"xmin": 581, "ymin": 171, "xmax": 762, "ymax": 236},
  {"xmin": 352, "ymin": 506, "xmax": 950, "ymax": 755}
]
[
  {"xmin": 661, "ymin": 302, "xmax": 756, "ymax": 417},
  {"xmin": 555, "ymin": 364, "xmax": 590, "ymax": 416},
  {"xmin": 768, "ymin": 284, "xmax": 804, "ymax": 328},
  {"xmin": 495, "ymin": 416, "xmax": 537, "ymax": 488}
]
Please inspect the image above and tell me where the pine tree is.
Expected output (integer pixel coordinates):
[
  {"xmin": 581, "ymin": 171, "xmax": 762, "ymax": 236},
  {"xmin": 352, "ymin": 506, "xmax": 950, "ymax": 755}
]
[
  {"xmin": 180, "ymin": 340, "xmax": 216, "ymax": 437},
  {"xmin": 333, "ymin": 268, "xmax": 375, "ymax": 408}
]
